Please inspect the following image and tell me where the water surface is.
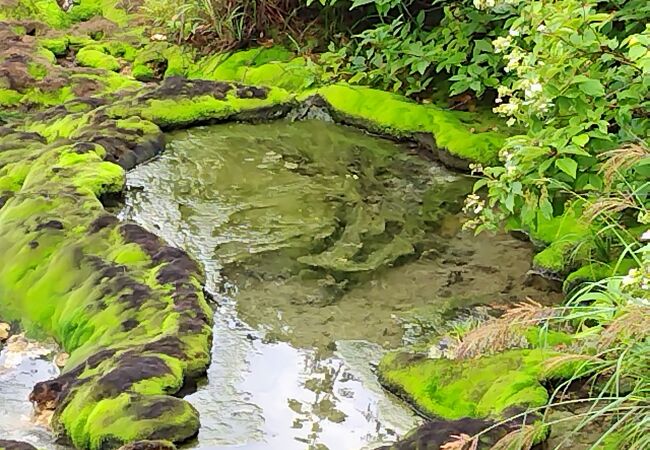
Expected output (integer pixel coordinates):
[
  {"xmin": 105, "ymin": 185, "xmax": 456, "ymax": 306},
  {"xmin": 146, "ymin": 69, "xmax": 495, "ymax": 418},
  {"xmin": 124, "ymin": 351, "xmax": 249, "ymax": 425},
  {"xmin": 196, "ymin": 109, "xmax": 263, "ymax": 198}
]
[
  {"xmin": 0, "ymin": 120, "xmax": 558, "ymax": 449},
  {"xmin": 121, "ymin": 120, "xmax": 556, "ymax": 449}
]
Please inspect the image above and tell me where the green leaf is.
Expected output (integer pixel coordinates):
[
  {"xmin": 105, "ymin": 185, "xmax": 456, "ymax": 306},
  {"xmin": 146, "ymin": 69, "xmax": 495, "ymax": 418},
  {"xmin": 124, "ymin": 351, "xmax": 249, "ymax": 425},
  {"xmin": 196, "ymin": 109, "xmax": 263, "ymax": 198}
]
[
  {"xmin": 555, "ymin": 158, "xmax": 578, "ymax": 179},
  {"xmin": 351, "ymin": 0, "xmax": 378, "ymax": 10},
  {"xmin": 579, "ymin": 79, "xmax": 605, "ymax": 97},
  {"xmin": 558, "ymin": 145, "xmax": 591, "ymax": 156},
  {"xmin": 571, "ymin": 134, "xmax": 590, "ymax": 147},
  {"xmin": 414, "ymin": 60, "xmax": 429, "ymax": 75},
  {"xmin": 629, "ymin": 44, "xmax": 647, "ymax": 60},
  {"xmin": 539, "ymin": 196, "xmax": 554, "ymax": 219}
]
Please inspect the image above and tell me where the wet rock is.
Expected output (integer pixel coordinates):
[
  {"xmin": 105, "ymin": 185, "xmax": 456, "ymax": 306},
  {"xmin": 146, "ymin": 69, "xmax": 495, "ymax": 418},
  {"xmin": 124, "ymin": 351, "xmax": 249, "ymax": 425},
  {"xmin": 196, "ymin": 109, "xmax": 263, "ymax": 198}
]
[
  {"xmin": 117, "ymin": 441, "xmax": 176, "ymax": 450},
  {"xmin": 377, "ymin": 417, "xmax": 542, "ymax": 450},
  {"xmin": 0, "ymin": 440, "xmax": 38, "ymax": 450}
]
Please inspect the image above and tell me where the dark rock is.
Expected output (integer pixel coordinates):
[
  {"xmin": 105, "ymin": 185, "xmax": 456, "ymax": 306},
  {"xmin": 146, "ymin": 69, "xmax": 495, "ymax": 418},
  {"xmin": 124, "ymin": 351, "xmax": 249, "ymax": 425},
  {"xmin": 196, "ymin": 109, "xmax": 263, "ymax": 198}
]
[
  {"xmin": 117, "ymin": 440, "xmax": 176, "ymax": 450},
  {"xmin": 0, "ymin": 440, "xmax": 39, "ymax": 450}
]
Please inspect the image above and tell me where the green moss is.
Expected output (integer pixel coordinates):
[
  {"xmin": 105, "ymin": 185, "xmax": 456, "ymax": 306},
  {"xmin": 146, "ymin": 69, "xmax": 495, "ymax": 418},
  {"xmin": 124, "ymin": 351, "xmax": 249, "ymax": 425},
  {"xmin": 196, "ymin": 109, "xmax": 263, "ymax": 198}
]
[
  {"xmin": 9, "ymin": 24, "xmax": 27, "ymax": 35},
  {"xmin": 0, "ymin": 89, "xmax": 23, "ymax": 106},
  {"xmin": 192, "ymin": 49, "xmax": 319, "ymax": 91},
  {"xmin": 317, "ymin": 84, "xmax": 504, "ymax": 165},
  {"xmin": 564, "ymin": 259, "xmax": 638, "ymax": 292},
  {"xmin": 525, "ymin": 328, "xmax": 573, "ymax": 348},
  {"xmin": 76, "ymin": 48, "xmax": 121, "ymax": 72},
  {"xmin": 526, "ymin": 203, "xmax": 592, "ymax": 274},
  {"xmin": 0, "ymin": 125, "xmax": 211, "ymax": 447},
  {"xmin": 99, "ymin": 0, "xmax": 130, "ymax": 26},
  {"xmin": 40, "ymin": 36, "xmax": 70, "ymax": 56},
  {"xmin": 27, "ymin": 62, "xmax": 48, "ymax": 80},
  {"xmin": 191, "ymin": 46, "xmax": 294, "ymax": 80},
  {"xmin": 20, "ymin": 86, "xmax": 75, "ymax": 107},
  {"xmin": 106, "ymin": 88, "xmax": 292, "ymax": 129},
  {"xmin": 161, "ymin": 45, "xmax": 193, "ymax": 77},
  {"xmin": 379, "ymin": 349, "xmax": 558, "ymax": 420},
  {"xmin": 70, "ymin": 72, "xmax": 141, "ymax": 95},
  {"xmin": 61, "ymin": 393, "xmax": 199, "ymax": 449},
  {"xmin": 68, "ymin": 35, "xmax": 98, "ymax": 50},
  {"xmin": 66, "ymin": 0, "xmax": 103, "ymax": 22},
  {"xmin": 533, "ymin": 240, "xmax": 576, "ymax": 273},
  {"xmin": 0, "ymin": 0, "xmax": 69, "ymax": 28},
  {"xmin": 131, "ymin": 44, "xmax": 166, "ymax": 81}
]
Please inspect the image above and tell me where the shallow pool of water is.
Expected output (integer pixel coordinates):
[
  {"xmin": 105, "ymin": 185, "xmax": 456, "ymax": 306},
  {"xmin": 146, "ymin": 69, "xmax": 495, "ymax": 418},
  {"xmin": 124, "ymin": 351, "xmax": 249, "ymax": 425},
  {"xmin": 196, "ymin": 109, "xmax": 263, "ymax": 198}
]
[
  {"xmin": 119, "ymin": 120, "xmax": 558, "ymax": 449},
  {"xmin": 0, "ymin": 120, "xmax": 559, "ymax": 449}
]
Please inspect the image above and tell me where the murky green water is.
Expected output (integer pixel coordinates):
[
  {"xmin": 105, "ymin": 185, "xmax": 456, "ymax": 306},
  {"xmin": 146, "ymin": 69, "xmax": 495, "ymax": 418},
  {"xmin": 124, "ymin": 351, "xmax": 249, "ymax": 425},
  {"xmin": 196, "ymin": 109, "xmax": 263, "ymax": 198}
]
[{"xmin": 0, "ymin": 120, "xmax": 559, "ymax": 449}]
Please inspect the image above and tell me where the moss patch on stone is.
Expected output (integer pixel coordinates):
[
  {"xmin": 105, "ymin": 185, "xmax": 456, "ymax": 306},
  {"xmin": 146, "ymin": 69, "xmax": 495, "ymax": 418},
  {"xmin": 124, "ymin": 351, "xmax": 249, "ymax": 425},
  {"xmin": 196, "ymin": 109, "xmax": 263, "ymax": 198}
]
[
  {"xmin": 191, "ymin": 48, "xmax": 320, "ymax": 92},
  {"xmin": 316, "ymin": 84, "xmax": 505, "ymax": 167},
  {"xmin": 528, "ymin": 203, "xmax": 593, "ymax": 275},
  {"xmin": 379, "ymin": 349, "xmax": 560, "ymax": 420},
  {"xmin": 0, "ymin": 0, "xmax": 69, "ymax": 28},
  {"xmin": 0, "ymin": 88, "xmax": 23, "ymax": 106},
  {"xmin": 76, "ymin": 47, "xmax": 121, "ymax": 71}
]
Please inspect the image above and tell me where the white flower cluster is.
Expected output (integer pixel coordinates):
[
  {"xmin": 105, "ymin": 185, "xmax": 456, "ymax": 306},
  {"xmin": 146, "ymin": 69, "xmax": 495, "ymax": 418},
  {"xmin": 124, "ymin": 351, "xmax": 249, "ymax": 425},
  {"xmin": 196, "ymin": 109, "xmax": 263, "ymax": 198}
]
[
  {"xmin": 622, "ymin": 265, "xmax": 650, "ymax": 293},
  {"xmin": 463, "ymin": 193, "xmax": 486, "ymax": 216},
  {"xmin": 473, "ymin": 0, "xmax": 521, "ymax": 10},
  {"xmin": 492, "ymin": 28, "xmax": 554, "ymax": 120},
  {"xmin": 499, "ymin": 148, "xmax": 519, "ymax": 176}
]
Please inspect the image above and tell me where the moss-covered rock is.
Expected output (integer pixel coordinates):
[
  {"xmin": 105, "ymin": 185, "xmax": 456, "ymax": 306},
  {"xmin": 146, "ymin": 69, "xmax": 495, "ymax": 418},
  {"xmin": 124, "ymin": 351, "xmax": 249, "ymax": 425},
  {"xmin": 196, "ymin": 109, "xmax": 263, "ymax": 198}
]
[
  {"xmin": 117, "ymin": 441, "xmax": 176, "ymax": 450},
  {"xmin": 526, "ymin": 204, "xmax": 593, "ymax": 280},
  {"xmin": 376, "ymin": 417, "xmax": 545, "ymax": 450},
  {"xmin": 0, "ymin": 77, "xmax": 298, "ymax": 449},
  {"xmin": 191, "ymin": 47, "xmax": 320, "ymax": 92},
  {"xmin": 39, "ymin": 35, "xmax": 70, "ymax": 55},
  {"xmin": 0, "ymin": 0, "xmax": 69, "ymax": 28},
  {"xmin": 76, "ymin": 47, "xmax": 121, "ymax": 71},
  {"xmin": 563, "ymin": 259, "xmax": 638, "ymax": 292},
  {"xmin": 379, "ymin": 349, "xmax": 561, "ymax": 420},
  {"xmin": 314, "ymin": 84, "xmax": 505, "ymax": 168}
]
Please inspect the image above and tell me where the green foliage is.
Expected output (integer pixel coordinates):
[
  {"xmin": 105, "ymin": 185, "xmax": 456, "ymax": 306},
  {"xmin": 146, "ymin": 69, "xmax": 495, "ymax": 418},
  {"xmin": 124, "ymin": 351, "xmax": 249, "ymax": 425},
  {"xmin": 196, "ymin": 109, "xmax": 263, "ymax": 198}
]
[
  {"xmin": 320, "ymin": 1, "xmax": 513, "ymax": 97},
  {"xmin": 142, "ymin": 0, "xmax": 323, "ymax": 50},
  {"xmin": 471, "ymin": 0, "xmax": 649, "ymax": 237}
]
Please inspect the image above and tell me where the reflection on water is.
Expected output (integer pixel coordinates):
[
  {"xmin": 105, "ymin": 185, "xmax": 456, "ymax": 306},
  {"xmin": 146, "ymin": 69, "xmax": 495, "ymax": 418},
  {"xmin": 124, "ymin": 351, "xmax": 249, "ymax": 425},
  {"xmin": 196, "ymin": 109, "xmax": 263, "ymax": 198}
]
[
  {"xmin": 0, "ymin": 335, "xmax": 63, "ymax": 448},
  {"xmin": 122, "ymin": 120, "xmax": 444, "ymax": 449},
  {"xmin": 184, "ymin": 298, "xmax": 419, "ymax": 450}
]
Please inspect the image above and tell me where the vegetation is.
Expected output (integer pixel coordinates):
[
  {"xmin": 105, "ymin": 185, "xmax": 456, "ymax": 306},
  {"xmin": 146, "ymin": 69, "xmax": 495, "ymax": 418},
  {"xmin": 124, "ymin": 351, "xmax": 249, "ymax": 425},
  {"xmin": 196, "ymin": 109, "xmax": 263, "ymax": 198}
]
[{"xmin": 0, "ymin": 0, "xmax": 646, "ymax": 448}]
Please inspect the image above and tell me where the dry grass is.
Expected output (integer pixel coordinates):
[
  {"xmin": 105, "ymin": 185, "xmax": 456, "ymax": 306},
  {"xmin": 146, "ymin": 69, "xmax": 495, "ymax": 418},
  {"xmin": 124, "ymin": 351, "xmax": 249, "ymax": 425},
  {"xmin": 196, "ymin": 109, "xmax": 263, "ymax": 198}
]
[
  {"xmin": 583, "ymin": 142, "xmax": 649, "ymax": 222},
  {"xmin": 584, "ymin": 194, "xmax": 638, "ymax": 223},
  {"xmin": 489, "ymin": 424, "xmax": 538, "ymax": 450},
  {"xmin": 599, "ymin": 143, "xmax": 649, "ymax": 188},
  {"xmin": 441, "ymin": 433, "xmax": 479, "ymax": 450},
  {"xmin": 453, "ymin": 299, "xmax": 557, "ymax": 359},
  {"xmin": 598, "ymin": 304, "xmax": 650, "ymax": 351},
  {"xmin": 541, "ymin": 353, "xmax": 603, "ymax": 379}
]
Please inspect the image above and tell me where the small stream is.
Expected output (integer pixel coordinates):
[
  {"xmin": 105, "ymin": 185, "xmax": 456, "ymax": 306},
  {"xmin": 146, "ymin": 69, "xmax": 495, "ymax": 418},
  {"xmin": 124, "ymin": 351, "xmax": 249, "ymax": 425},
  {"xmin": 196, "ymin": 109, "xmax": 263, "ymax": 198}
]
[{"xmin": 0, "ymin": 120, "xmax": 559, "ymax": 449}]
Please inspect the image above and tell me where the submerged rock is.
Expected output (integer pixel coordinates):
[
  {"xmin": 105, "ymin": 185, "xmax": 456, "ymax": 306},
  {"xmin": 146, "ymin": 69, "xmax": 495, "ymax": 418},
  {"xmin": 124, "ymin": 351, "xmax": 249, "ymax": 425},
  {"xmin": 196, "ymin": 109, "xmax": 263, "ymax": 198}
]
[{"xmin": 117, "ymin": 441, "xmax": 176, "ymax": 450}]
